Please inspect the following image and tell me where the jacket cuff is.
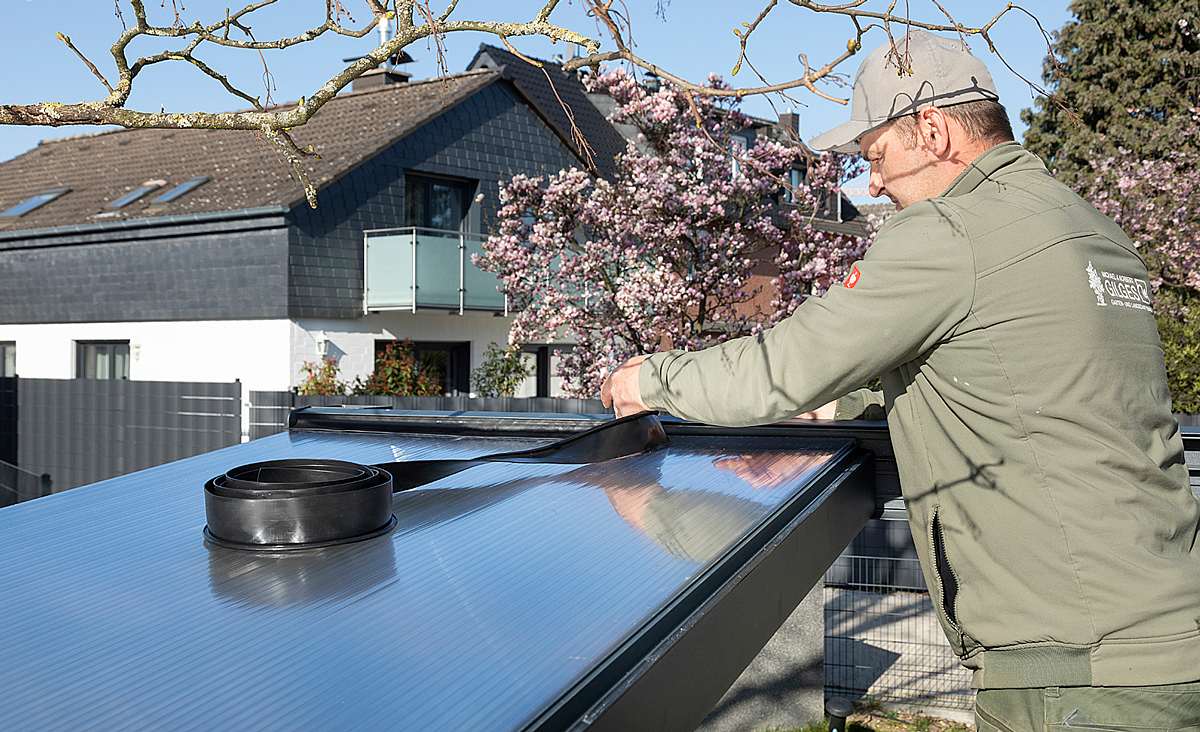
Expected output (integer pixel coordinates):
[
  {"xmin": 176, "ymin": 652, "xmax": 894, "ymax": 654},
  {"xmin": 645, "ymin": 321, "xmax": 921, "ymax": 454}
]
[
  {"xmin": 638, "ymin": 353, "xmax": 670, "ymax": 411},
  {"xmin": 834, "ymin": 388, "xmax": 886, "ymax": 421}
]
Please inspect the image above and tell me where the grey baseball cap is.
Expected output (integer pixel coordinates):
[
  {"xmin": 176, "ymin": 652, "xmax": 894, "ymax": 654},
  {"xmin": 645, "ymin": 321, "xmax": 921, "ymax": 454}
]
[{"xmin": 809, "ymin": 29, "xmax": 1000, "ymax": 153}]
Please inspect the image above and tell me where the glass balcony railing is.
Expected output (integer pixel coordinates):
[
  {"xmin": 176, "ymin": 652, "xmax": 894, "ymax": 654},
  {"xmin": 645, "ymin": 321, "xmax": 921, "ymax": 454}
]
[{"xmin": 363, "ymin": 227, "xmax": 508, "ymax": 314}]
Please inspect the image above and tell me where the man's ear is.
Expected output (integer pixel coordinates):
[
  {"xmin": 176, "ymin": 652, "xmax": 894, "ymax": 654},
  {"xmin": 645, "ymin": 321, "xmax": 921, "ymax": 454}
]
[{"xmin": 917, "ymin": 107, "xmax": 952, "ymax": 157}]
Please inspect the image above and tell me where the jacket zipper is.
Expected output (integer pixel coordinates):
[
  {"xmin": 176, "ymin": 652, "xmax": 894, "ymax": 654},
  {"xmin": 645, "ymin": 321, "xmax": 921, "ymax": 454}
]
[{"xmin": 930, "ymin": 508, "xmax": 962, "ymax": 630}]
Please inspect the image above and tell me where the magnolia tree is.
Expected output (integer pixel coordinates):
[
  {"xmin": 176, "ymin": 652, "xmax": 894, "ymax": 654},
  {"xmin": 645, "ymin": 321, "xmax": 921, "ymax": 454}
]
[
  {"xmin": 1081, "ymin": 110, "xmax": 1200, "ymax": 412},
  {"xmin": 476, "ymin": 70, "xmax": 869, "ymax": 398},
  {"xmin": 1083, "ymin": 110, "xmax": 1200, "ymax": 294}
]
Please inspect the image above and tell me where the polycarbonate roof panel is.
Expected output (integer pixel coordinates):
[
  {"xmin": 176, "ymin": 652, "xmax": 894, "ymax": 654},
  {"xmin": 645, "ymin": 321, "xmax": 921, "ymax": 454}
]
[{"xmin": 0, "ymin": 427, "xmax": 849, "ymax": 730}]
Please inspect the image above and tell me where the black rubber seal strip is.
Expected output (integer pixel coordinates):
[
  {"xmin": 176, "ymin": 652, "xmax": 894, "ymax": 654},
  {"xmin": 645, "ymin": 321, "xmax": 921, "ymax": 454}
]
[
  {"xmin": 204, "ymin": 411, "xmax": 667, "ymax": 551},
  {"xmin": 201, "ymin": 516, "xmax": 398, "ymax": 553}
]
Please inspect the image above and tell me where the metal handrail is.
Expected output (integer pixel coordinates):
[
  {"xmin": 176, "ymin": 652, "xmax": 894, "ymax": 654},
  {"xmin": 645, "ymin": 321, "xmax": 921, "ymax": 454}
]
[
  {"xmin": 362, "ymin": 225, "xmax": 488, "ymax": 240},
  {"xmin": 0, "ymin": 456, "xmax": 52, "ymax": 505},
  {"xmin": 0, "ymin": 456, "xmax": 43, "ymax": 483}
]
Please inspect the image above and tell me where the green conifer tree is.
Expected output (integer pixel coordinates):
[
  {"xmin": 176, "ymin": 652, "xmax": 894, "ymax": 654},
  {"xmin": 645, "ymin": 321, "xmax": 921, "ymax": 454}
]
[{"xmin": 1021, "ymin": 0, "xmax": 1200, "ymax": 186}]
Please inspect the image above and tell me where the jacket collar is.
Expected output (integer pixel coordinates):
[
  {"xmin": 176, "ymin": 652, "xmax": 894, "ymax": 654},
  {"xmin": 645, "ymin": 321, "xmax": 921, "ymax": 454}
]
[{"xmin": 941, "ymin": 141, "xmax": 1046, "ymax": 198}]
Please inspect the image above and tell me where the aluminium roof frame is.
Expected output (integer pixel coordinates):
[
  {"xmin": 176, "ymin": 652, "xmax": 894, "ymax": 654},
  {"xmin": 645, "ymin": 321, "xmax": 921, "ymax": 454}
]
[{"xmin": 291, "ymin": 409, "xmax": 882, "ymax": 731}]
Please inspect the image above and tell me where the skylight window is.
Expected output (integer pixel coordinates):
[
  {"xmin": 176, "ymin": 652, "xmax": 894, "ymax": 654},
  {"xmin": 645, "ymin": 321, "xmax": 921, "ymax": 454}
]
[
  {"xmin": 153, "ymin": 176, "xmax": 210, "ymax": 204},
  {"xmin": 107, "ymin": 180, "xmax": 166, "ymax": 209},
  {"xmin": 0, "ymin": 187, "xmax": 70, "ymax": 218}
]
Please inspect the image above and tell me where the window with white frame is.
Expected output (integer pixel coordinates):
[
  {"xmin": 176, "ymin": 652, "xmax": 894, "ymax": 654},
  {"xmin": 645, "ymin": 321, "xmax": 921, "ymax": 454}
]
[
  {"xmin": 76, "ymin": 341, "xmax": 130, "ymax": 380},
  {"xmin": 729, "ymin": 135, "xmax": 748, "ymax": 179},
  {"xmin": 0, "ymin": 342, "xmax": 14, "ymax": 377},
  {"xmin": 784, "ymin": 167, "xmax": 805, "ymax": 204}
]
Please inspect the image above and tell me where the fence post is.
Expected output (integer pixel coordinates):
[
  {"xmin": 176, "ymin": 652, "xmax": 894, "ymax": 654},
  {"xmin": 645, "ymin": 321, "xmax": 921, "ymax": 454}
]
[
  {"xmin": 39, "ymin": 473, "xmax": 52, "ymax": 497},
  {"xmin": 827, "ymin": 698, "xmax": 853, "ymax": 732}
]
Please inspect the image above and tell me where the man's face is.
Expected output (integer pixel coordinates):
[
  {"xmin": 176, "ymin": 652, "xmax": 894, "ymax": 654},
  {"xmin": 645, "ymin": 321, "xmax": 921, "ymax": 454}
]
[{"xmin": 858, "ymin": 120, "xmax": 939, "ymax": 210}]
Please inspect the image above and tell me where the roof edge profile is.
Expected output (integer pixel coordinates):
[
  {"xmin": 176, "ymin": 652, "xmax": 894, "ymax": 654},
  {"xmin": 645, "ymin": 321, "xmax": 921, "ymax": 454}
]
[{"xmin": 0, "ymin": 205, "xmax": 289, "ymax": 243}]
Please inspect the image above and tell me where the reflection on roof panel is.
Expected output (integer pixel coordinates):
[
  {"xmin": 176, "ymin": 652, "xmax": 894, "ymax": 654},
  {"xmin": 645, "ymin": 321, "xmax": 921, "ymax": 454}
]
[
  {"xmin": 154, "ymin": 176, "xmax": 210, "ymax": 203},
  {"xmin": 0, "ymin": 187, "xmax": 70, "ymax": 217}
]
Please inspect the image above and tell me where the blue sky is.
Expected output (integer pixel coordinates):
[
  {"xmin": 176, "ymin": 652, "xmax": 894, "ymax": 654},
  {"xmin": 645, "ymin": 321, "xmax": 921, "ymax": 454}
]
[{"xmin": 1, "ymin": 0, "xmax": 1072, "ymax": 174}]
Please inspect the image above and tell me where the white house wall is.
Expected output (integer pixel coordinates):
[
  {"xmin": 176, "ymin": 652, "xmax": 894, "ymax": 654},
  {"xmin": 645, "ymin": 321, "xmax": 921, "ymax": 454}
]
[
  {"xmin": 0, "ymin": 319, "xmax": 294, "ymax": 438},
  {"xmin": 0, "ymin": 312, "xmax": 573, "ymax": 435},
  {"xmin": 291, "ymin": 312, "xmax": 538, "ymax": 395}
]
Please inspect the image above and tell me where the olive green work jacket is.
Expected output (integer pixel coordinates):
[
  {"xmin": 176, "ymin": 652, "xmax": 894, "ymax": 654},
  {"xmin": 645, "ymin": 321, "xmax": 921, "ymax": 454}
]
[{"xmin": 638, "ymin": 142, "xmax": 1200, "ymax": 689}]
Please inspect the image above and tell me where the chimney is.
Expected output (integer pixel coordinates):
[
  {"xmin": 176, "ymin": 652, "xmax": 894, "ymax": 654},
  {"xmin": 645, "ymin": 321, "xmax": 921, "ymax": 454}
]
[
  {"xmin": 778, "ymin": 111, "xmax": 801, "ymax": 142},
  {"xmin": 344, "ymin": 19, "xmax": 415, "ymax": 93}
]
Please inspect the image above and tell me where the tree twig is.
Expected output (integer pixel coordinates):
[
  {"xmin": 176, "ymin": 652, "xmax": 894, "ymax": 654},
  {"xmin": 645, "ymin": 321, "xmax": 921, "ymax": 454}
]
[
  {"xmin": 731, "ymin": 0, "xmax": 778, "ymax": 78},
  {"xmin": 56, "ymin": 33, "xmax": 115, "ymax": 94}
]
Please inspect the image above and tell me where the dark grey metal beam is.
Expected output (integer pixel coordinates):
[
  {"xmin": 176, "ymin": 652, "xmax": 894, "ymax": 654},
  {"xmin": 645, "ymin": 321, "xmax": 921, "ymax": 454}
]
[{"xmin": 556, "ymin": 453, "xmax": 875, "ymax": 731}]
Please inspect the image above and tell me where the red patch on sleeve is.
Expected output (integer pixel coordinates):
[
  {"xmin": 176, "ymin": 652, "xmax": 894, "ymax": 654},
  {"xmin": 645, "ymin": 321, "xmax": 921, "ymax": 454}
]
[{"xmin": 843, "ymin": 265, "xmax": 862, "ymax": 289}]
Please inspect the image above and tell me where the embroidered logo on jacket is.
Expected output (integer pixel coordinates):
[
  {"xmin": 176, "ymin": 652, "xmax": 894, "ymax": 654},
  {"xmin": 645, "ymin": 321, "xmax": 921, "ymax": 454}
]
[
  {"xmin": 843, "ymin": 265, "xmax": 862, "ymax": 289},
  {"xmin": 1086, "ymin": 261, "xmax": 1106, "ymax": 306},
  {"xmin": 1086, "ymin": 260, "xmax": 1153, "ymax": 312}
]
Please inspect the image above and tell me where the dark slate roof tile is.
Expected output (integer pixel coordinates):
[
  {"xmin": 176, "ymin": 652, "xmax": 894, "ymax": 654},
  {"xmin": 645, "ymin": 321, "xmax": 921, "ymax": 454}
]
[
  {"xmin": 0, "ymin": 70, "xmax": 500, "ymax": 233},
  {"xmin": 467, "ymin": 44, "xmax": 626, "ymax": 179}
]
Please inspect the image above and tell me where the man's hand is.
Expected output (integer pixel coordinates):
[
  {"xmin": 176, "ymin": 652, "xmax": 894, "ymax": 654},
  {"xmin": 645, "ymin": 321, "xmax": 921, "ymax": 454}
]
[
  {"xmin": 600, "ymin": 355, "xmax": 650, "ymax": 417},
  {"xmin": 790, "ymin": 400, "xmax": 839, "ymax": 421}
]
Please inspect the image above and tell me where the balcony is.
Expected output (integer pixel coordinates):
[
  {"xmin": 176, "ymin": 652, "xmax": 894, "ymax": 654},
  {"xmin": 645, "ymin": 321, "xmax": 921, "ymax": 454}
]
[{"xmin": 363, "ymin": 227, "xmax": 508, "ymax": 314}]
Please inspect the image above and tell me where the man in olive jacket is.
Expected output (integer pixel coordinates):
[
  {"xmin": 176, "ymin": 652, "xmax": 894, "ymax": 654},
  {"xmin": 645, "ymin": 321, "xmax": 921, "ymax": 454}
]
[{"xmin": 601, "ymin": 30, "xmax": 1200, "ymax": 731}]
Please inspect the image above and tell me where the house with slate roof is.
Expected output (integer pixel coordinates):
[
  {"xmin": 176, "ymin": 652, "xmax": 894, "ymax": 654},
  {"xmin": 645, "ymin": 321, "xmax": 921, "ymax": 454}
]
[
  {"xmin": 0, "ymin": 56, "xmax": 606, "ymax": 406},
  {"xmin": 0, "ymin": 46, "xmax": 868, "ymax": 415}
]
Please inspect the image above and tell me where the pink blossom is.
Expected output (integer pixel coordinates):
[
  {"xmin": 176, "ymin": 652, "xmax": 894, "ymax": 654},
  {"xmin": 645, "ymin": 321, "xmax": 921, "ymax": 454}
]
[
  {"xmin": 1082, "ymin": 111, "xmax": 1200, "ymax": 294},
  {"xmin": 477, "ymin": 70, "xmax": 872, "ymax": 396}
]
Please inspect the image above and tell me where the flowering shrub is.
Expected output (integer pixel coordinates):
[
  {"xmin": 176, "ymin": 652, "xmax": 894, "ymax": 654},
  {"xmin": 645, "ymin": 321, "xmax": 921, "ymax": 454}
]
[
  {"xmin": 1084, "ymin": 113, "xmax": 1200, "ymax": 293},
  {"xmin": 1083, "ymin": 110, "xmax": 1200, "ymax": 412},
  {"xmin": 351, "ymin": 339, "xmax": 443, "ymax": 397},
  {"xmin": 297, "ymin": 356, "xmax": 348, "ymax": 396},
  {"xmin": 471, "ymin": 342, "xmax": 532, "ymax": 397},
  {"xmin": 477, "ymin": 70, "xmax": 869, "ymax": 396}
]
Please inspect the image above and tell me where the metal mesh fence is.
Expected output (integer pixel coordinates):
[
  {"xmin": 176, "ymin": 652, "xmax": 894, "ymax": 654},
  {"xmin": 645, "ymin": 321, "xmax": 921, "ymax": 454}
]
[{"xmin": 824, "ymin": 555, "xmax": 973, "ymax": 710}]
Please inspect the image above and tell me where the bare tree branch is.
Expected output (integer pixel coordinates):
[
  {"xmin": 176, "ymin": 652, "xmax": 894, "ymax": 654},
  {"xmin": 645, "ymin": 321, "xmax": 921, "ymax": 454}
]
[
  {"xmin": 262, "ymin": 127, "xmax": 321, "ymax": 208},
  {"xmin": 1, "ymin": 0, "xmax": 1063, "ymax": 207},
  {"xmin": 3, "ymin": 4, "xmax": 599, "ymax": 132},
  {"xmin": 415, "ymin": 1, "xmax": 449, "ymax": 76},
  {"xmin": 540, "ymin": 67, "xmax": 597, "ymax": 173},
  {"xmin": 570, "ymin": 0, "xmax": 1054, "ymax": 107}
]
